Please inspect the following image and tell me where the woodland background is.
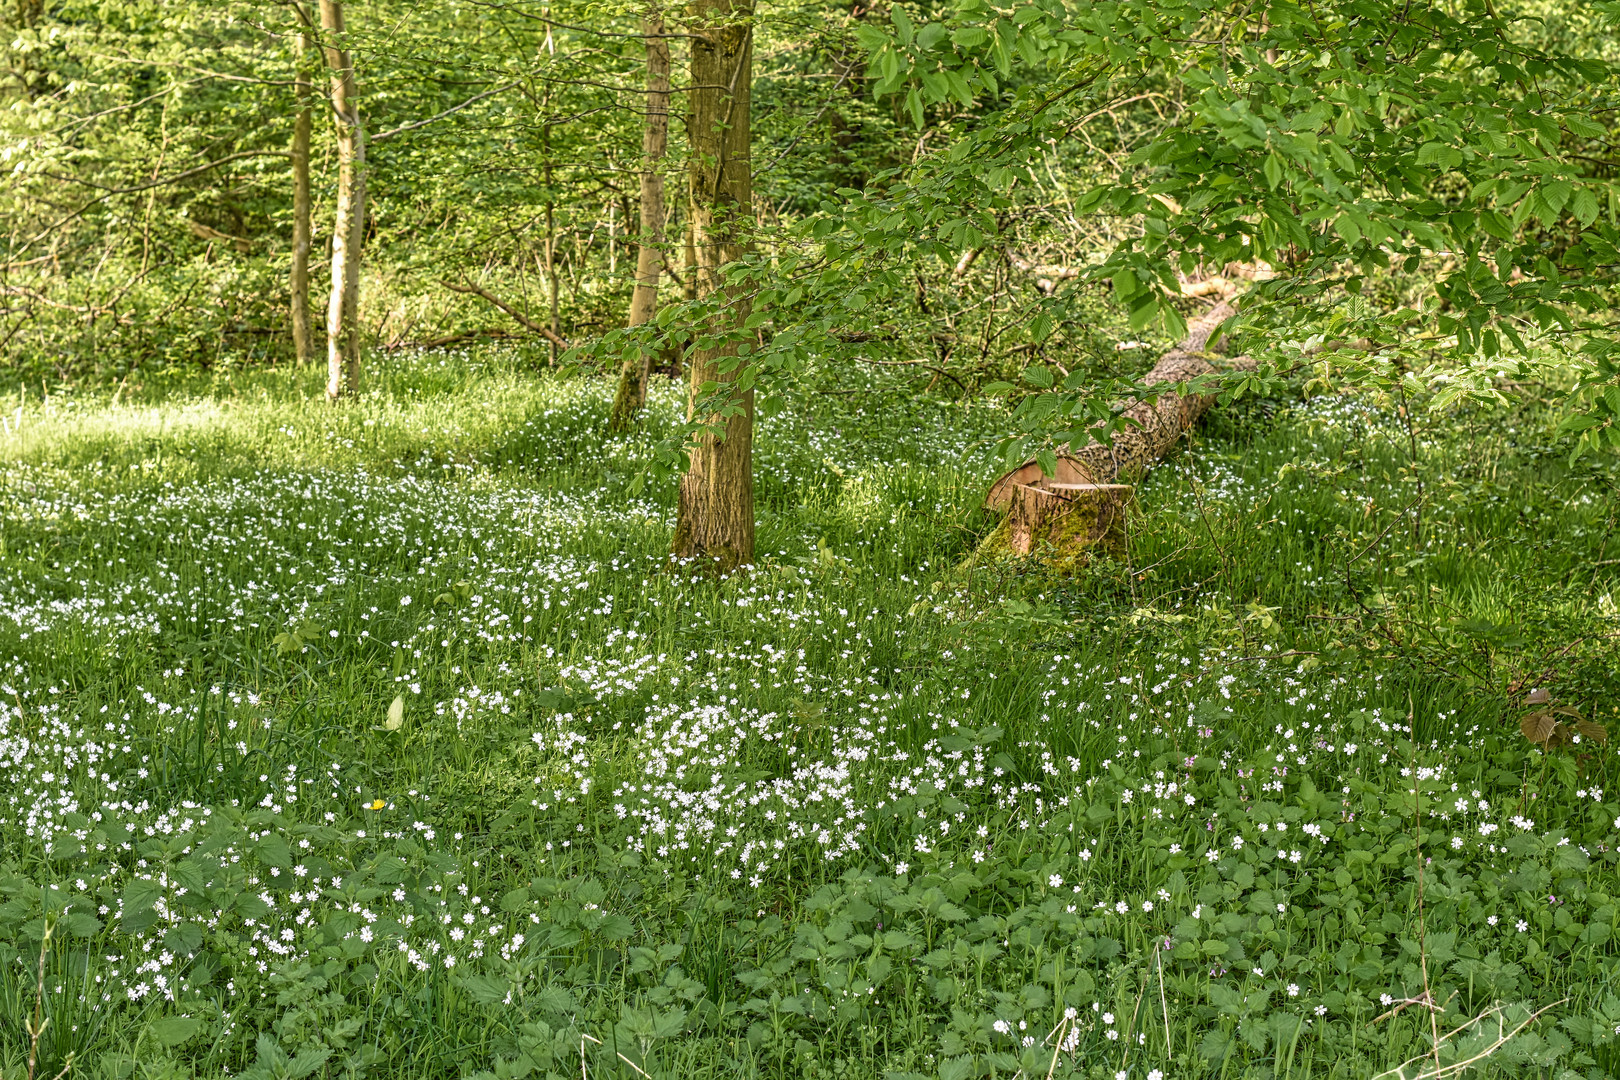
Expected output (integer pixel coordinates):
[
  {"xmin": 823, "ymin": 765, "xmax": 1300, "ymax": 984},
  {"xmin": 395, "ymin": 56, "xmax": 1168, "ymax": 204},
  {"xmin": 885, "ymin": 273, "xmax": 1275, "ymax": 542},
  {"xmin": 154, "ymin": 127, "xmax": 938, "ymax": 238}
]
[{"xmin": 4, "ymin": 2, "xmax": 1620, "ymax": 1079}]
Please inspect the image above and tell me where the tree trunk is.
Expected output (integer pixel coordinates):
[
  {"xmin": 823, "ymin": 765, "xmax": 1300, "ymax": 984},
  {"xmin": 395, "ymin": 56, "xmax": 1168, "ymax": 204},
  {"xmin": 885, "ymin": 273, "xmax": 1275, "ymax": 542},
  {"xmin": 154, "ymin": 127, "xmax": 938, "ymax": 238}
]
[
  {"xmin": 609, "ymin": 1, "xmax": 672, "ymax": 432},
  {"xmin": 291, "ymin": 22, "xmax": 314, "ymax": 368},
  {"xmin": 320, "ymin": 0, "xmax": 365, "ymax": 400},
  {"xmin": 993, "ymin": 481, "xmax": 1134, "ymax": 567},
  {"xmin": 671, "ymin": 0, "xmax": 754, "ymax": 571},
  {"xmin": 541, "ymin": 111, "xmax": 560, "ymax": 367},
  {"xmin": 682, "ymin": 216, "xmax": 697, "ymax": 304},
  {"xmin": 2, "ymin": 0, "xmax": 47, "ymax": 98}
]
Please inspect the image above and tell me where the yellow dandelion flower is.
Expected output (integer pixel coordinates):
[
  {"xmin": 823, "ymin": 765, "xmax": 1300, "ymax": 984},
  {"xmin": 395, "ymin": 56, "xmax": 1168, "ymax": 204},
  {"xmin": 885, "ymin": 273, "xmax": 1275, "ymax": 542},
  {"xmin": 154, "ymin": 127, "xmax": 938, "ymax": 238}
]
[{"xmin": 366, "ymin": 798, "xmax": 387, "ymax": 810}]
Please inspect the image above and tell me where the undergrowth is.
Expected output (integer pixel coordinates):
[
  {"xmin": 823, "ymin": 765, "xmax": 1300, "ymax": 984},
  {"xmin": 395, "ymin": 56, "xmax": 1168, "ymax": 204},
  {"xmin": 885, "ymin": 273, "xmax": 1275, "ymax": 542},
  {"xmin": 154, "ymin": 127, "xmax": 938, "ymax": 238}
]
[{"xmin": 0, "ymin": 349, "xmax": 1617, "ymax": 1080}]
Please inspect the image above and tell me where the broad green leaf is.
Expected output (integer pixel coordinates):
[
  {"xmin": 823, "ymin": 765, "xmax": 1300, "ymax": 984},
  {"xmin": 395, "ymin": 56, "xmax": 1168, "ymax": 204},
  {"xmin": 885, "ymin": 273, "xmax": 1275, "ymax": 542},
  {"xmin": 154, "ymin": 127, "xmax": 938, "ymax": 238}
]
[
  {"xmin": 890, "ymin": 6, "xmax": 914, "ymax": 46},
  {"xmin": 378, "ymin": 695, "xmax": 404, "ymax": 732},
  {"xmin": 1263, "ymin": 152, "xmax": 1284, "ymax": 190},
  {"xmin": 149, "ymin": 1017, "xmax": 204, "ymax": 1048}
]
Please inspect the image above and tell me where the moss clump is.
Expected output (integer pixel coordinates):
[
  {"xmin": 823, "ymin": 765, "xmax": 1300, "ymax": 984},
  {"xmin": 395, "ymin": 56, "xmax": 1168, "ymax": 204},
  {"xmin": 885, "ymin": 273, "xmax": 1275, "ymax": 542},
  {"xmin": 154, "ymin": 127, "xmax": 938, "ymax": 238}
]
[{"xmin": 965, "ymin": 488, "xmax": 1130, "ymax": 574}]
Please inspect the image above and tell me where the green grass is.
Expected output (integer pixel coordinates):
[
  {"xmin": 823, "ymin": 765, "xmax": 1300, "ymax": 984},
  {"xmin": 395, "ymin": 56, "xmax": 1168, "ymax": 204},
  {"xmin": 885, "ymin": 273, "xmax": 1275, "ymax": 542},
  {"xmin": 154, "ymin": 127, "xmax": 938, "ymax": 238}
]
[{"xmin": 0, "ymin": 350, "xmax": 1617, "ymax": 1080}]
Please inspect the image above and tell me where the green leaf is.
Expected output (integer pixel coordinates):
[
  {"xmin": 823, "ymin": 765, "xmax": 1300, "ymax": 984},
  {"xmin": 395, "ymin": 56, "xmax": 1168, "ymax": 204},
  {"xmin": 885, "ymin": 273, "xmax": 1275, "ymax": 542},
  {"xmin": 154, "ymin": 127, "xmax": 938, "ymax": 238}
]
[
  {"xmin": 257, "ymin": 832, "xmax": 292, "ymax": 869},
  {"xmin": 1263, "ymin": 152, "xmax": 1284, "ymax": 190},
  {"xmin": 1542, "ymin": 179, "xmax": 1574, "ymax": 213},
  {"xmin": 1564, "ymin": 114, "xmax": 1608, "ymax": 138},
  {"xmin": 1128, "ymin": 296, "xmax": 1160, "ymax": 332},
  {"xmin": 905, "ymin": 87, "xmax": 924, "ymax": 128},
  {"xmin": 149, "ymin": 1016, "xmax": 204, "ymax": 1048},
  {"xmin": 1029, "ymin": 311, "xmax": 1053, "ymax": 342},
  {"xmin": 62, "ymin": 911, "xmax": 101, "ymax": 937},
  {"xmin": 1199, "ymin": 1028, "xmax": 1233, "ymax": 1063},
  {"xmin": 890, "ymin": 6, "xmax": 914, "ymax": 45},
  {"xmin": 1416, "ymin": 141, "xmax": 1451, "ymax": 166},
  {"xmin": 943, "ymin": 69, "xmax": 974, "ymax": 107},
  {"xmin": 1570, "ymin": 187, "xmax": 1600, "ymax": 227},
  {"xmin": 457, "ymin": 973, "xmax": 512, "ymax": 1006}
]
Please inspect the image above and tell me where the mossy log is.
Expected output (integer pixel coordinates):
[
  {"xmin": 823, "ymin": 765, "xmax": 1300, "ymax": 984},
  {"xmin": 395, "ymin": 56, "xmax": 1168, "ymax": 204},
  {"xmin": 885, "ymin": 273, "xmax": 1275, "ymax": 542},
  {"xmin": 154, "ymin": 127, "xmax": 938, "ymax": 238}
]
[{"xmin": 975, "ymin": 300, "xmax": 1255, "ymax": 570}]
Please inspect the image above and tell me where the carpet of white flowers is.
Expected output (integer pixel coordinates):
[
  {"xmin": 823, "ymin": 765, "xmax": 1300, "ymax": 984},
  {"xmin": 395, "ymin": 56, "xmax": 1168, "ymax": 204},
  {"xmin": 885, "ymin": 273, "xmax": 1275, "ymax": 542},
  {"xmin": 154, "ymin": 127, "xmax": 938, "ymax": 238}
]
[{"xmin": 1, "ymin": 354, "xmax": 1618, "ymax": 1080}]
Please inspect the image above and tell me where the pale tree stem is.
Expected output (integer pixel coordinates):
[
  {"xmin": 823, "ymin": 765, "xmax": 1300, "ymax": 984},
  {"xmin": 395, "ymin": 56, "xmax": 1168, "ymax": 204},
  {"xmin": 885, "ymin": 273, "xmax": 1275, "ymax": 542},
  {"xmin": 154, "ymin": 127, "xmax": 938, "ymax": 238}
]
[
  {"xmin": 609, "ymin": 0, "xmax": 672, "ymax": 431},
  {"xmin": 291, "ymin": 20, "xmax": 314, "ymax": 367},
  {"xmin": 320, "ymin": 0, "xmax": 365, "ymax": 400}
]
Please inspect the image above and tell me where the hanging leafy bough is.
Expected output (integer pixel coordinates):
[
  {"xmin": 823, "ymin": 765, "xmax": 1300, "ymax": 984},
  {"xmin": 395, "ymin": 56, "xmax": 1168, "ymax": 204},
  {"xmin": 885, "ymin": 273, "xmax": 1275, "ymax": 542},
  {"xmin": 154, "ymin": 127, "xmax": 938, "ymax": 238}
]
[
  {"xmin": 849, "ymin": 0, "xmax": 1620, "ymax": 461},
  {"xmin": 971, "ymin": 299, "xmax": 1257, "ymax": 570},
  {"xmin": 581, "ymin": 0, "xmax": 1620, "ymax": 563}
]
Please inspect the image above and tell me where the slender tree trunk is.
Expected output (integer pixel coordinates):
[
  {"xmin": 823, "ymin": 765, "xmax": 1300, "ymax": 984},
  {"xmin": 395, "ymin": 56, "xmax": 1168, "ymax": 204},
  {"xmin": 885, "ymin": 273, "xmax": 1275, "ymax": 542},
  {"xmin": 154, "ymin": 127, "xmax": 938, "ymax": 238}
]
[
  {"xmin": 609, "ymin": 1, "xmax": 672, "ymax": 432},
  {"xmin": 656, "ymin": 207, "xmax": 694, "ymax": 378},
  {"xmin": 320, "ymin": 0, "xmax": 364, "ymax": 400},
  {"xmin": 671, "ymin": 0, "xmax": 754, "ymax": 571},
  {"xmin": 682, "ymin": 216, "xmax": 697, "ymax": 305},
  {"xmin": 291, "ymin": 23, "xmax": 314, "ymax": 367},
  {"xmin": 541, "ymin": 114, "xmax": 559, "ymax": 366},
  {"xmin": 2, "ymin": 0, "xmax": 46, "ymax": 98}
]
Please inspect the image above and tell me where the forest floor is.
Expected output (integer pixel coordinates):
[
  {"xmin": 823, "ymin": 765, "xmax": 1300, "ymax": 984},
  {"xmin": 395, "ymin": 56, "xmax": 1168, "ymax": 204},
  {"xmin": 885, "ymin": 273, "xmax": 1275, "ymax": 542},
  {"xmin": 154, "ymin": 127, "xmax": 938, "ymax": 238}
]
[{"xmin": 1, "ymin": 349, "xmax": 1618, "ymax": 1080}]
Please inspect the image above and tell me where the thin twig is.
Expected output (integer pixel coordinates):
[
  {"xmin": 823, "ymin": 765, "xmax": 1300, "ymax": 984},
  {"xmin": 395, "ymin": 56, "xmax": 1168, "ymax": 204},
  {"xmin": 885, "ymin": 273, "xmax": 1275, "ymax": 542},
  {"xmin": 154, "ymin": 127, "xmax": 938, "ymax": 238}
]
[
  {"xmin": 1371, "ymin": 999, "xmax": 1565, "ymax": 1080},
  {"xmin": 371, "ymin": 81, "xmax": 522, "ymax": 144}
]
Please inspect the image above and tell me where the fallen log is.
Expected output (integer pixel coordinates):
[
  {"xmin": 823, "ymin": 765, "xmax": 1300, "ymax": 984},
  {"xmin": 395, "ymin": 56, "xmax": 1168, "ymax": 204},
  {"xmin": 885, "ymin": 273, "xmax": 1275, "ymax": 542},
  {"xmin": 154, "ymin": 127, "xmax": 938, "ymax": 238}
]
[{"xmin": 976, "ymin": 300, "xmax": 1256, "ymax": 568}]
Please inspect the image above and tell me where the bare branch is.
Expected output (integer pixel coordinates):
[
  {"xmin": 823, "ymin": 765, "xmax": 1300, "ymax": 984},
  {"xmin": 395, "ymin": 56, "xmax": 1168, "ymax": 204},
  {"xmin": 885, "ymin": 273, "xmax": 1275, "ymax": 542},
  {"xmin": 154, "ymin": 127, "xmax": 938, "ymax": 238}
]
[
  {"xmin": 371, "ymin": 81, "xmax": 522, "ymax": 144},
  {"xmin": 440, "ymin": 278, "xmax": 570, "ymax": 348}
]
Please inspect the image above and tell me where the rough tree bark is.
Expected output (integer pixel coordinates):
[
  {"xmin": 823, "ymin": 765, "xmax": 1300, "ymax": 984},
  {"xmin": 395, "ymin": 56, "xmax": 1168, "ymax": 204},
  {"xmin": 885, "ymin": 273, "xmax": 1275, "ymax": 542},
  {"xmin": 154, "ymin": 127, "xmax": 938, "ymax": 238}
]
[
  {"xmin": 319, "ymin": 0, "xmax": 365, "ymax": 400},
  {"xmin": 671, "ymin": 0, "xmax": 754, "ymax": 571},
  {"xmin": 978, "ymin": 301, "xmax": 1256, "ymax": 566},
  {"xmin": 608, "ymin": 0, "xmax": 672, "ymax": 432},
  {"xmin": 682, "ymin": 217, "xmax": 697, "ymax": 305},
  {"xmin": 291, "ymin": 20, "xmax": 314, "ymax": 368}
]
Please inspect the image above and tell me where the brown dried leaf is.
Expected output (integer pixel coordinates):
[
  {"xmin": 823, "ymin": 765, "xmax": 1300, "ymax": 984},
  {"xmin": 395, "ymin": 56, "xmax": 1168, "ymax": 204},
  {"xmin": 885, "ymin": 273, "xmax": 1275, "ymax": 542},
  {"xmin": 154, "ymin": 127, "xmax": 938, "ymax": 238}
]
[
  {"xmin": 1524, "ymin": 688, "xmax": 1551, "ymax": 705},
  {"xmin": 1521, "ymin": 710, "xmax": 1557, "ymax": 745},
  {"xmin": 1574, "ymin": 719, "xmax": 1610, "ymax": 746}
]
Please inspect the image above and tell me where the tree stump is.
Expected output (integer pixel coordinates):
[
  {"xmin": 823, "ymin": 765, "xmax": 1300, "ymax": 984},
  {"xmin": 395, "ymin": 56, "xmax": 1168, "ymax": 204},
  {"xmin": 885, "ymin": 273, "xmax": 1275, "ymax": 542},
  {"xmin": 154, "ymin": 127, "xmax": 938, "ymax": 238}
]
[{"xmin": 976, "ymin": 481, "xmax": 1134, "ymax": 571}]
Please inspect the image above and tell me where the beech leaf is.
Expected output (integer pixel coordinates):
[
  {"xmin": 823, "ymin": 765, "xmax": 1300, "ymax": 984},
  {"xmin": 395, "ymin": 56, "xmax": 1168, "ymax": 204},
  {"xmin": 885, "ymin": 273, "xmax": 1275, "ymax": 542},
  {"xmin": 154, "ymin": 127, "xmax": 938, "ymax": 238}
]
[{"xmin": 1520, "ymin": 709, "xmax": 1556, "ymax": 744}]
